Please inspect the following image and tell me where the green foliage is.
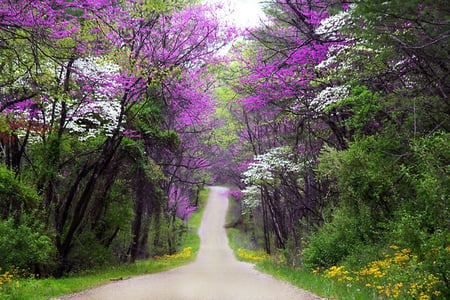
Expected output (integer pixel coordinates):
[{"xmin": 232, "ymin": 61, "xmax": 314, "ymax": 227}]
[
  {"xmin": 148, "ymin": 214, "xmax": 185, "ymax": 256},
  {"xmin": 389, "ymin": 212, "xmax": 450, "ymax": 296},
  {"xmin": 318, "ymin": 136, "xmax": 404, "ymax": 222},
  {"xmin": 0, "ymin": 188, "xmax": 210, "ymax": 300},
  {"xmin": 302, "ymin": 206, "xmax": 365, "ymax": 269},
  {"xmin": 352, "ymin": 0, "xmax": 447, "ymax": 47},
  {"xmin": 0, "ymin": 166, "xmax": 39, "ymax": 218},
  {"xmin": 102, "ymin": 179, "xmax": 135, "ymax": 235},
  {"xmin": 33, "ymin": 133, "xmax": 74, "ymax": 193},
  {"xmin": 0, "ymin": 218, "xmax": 54, "ymax": 271},
  {"xmin": 304, "ymin": 130, "xmax": 449, "ymax": 295},
  {"xmin": 128, "ymin": 0, "xmax": 194, "ymax": 16},
  {"xmin": 402, "ymin": 132, "xmax": 449, "ymax": 227},
  {"xmin": 387, "ymin": 132, "xmax": 450, "ymax": 291},
  {"xmin": 67, "ymin": 231, "xmax": 115, "ymax": 273},
  {"xmin": 328, "ymin": 85, "xmax": 382, "ymax": 136},
  {"xmin": 130, "ymin": 100, "xmax": 181, "ymax": 151}
]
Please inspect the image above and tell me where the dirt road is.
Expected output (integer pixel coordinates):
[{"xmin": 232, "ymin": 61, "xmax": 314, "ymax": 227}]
[{"xmin": 62, "ymin": 186, "xmax": 323, "ymax": 300}]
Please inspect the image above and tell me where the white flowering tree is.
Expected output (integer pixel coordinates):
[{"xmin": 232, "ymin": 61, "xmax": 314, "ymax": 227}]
[
  {"xmin": 241, "ymin": 147, "xmax": 301, "ymax": 212},
  {"xmin": 228, "ymin": 1, "xmax": 360, "ymax": 254},
  {"xmin": 240, "ymin": 146, "xmax": 322, "ymax": 250}
]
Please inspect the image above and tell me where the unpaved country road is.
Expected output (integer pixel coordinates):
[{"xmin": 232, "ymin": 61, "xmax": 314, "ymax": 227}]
[{"xmin": 62, "ymin": 186, "xmax": 324, "ymax": 300}]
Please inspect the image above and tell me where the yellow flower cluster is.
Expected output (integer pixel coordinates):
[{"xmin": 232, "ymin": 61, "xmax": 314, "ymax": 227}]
[
  {"xmin": 237, "ymin": 248, "xmax": 269, "ymax": 263},
  {"xmin": 319, "ymin": 245, "xmax": 445, "ymax": 299},
  {"xmin": 322, "ymin": 265, "xmax": 353, "ymax": 282},
  {"xmin": 155, "ymin": 247, "xmax": 192, "ymax": 261},
  {"xmin": 0, "ymin": 268, "xmax": 19, "ymax": 291}
]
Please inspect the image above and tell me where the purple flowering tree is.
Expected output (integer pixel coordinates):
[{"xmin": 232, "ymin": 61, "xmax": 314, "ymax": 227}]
[{"xmin": 0, "ymin": 0, "xmax": 239, "ymax": 275}]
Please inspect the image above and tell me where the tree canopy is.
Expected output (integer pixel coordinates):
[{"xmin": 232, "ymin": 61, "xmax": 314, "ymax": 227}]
[{"xmin": 0, "ymin": 0, "xmax": 448, "ymax": 298}]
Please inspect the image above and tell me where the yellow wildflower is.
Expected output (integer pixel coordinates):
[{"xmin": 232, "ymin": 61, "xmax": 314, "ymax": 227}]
[{"xmin": 419, "ymin": 293, "xmax": 430, "ymax": 300}]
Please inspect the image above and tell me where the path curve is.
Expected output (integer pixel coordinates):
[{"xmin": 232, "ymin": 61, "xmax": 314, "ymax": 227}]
[{"xmin": 62, "ymin": 186, "xmax": 323, "ymax": 300}]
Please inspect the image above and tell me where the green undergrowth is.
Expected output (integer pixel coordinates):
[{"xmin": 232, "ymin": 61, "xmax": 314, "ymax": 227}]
[
  {"xmin": 0, "ymin": 188, "xmax": 210, "ymax": 300},
  {"xmin": 225, "ymin": 192, "xmax": 375, "ymax": 300}
]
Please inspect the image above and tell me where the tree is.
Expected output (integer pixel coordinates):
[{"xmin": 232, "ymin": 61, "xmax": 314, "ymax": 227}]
[{"xmin": 0, "ymin": 0, "xmax": 239, "ymax": 276}]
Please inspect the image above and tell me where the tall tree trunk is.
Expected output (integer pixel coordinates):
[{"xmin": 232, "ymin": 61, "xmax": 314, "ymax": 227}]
[
  {"xmin": 129, "ymin": 195, "xmax": 144, "ymax": 263},
  {"xmin": 262, "ymin": 195, "xmax": 271, "ymax": 255},
  {"xmin": 129, "ymin": 165, "xmax": 155, "ymax": 262},
  {"xmin": 153, "ymin": 207, "xmax": 162, "ymax": 252},
  {"xmin": 263, "ymin": 186, "xmax": 286, "ymax": 249},
  {"xmin": 54, "ymin": 137, "xmax": 120, "ymax": 277}
]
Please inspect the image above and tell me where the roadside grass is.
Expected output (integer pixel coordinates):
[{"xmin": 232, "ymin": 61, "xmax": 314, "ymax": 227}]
[
  {"xmin": 0, "ymin": 188, "xmax": 210, "ymax": 300},
  {"xmin": 225, "ymin": 192, "xmax": 376, "ymax": 300},
  {"xmin": 256, "ymin": 261, "xmax": 377, "ymax": 300},
  {"xmin": 225, "ymin": 193, "xmax": 268, "ymax": 265},
  {"xmin": 225, "ymin": 191, "xmax": 267, "ymax": 264}
]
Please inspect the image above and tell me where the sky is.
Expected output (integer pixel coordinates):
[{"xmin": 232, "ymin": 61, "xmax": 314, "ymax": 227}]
[
  {"xmin": 230, "ymin": 0, "xmax": 265, "ymax": 28},
  {"xmin": 206, "ymin": 0, "xmax": 266, "ymax": 29}
]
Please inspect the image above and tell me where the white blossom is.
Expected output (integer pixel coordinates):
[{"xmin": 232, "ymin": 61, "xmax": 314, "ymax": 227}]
[
  {"xmin": 316, "ymin": 44, "xmax": 349, "ymax": 70},
  {"xmin": 315, "ymin": 10, "xmax": 350, "ymax": 36},
  {"xmin": 310, "ymin": 85, "xmax": 349, "ymax": 112},
  {"xmin": 240, "ymin": 147, "xmax": 307, "ymax": 213},
  {"xmin": 242, "ymin": 147, "xmax": 302, "ymax": 185},
  {"xmin": 315, "ymin": 5, "xmax": 355, "ymax": 71},
  {"xmin": 241, "ymin": 185, "xmax": 262, "ymax": 213},
  {"xmin": 65, "ymin": 57, "xmax": 122, "ymax": 139}
]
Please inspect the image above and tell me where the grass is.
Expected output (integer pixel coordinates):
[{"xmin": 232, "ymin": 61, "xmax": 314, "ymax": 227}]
[
  {"xmin": 226, "ymin": 191, "xmax": 266, "ymax": 265},
  {"xmin": 226, "ymin": 192, "xmax": 263, "ymax": 264},
  {"xmin": 224, "ymin": 192, "xmax": 377, "ymax": 300},
  {"xmin": 0, "ymin": 188, "xmax": 210, "ymax": 300},
  {"xmin": 256, "ymin": 261, "xmax": 377, "ymax": 300}
]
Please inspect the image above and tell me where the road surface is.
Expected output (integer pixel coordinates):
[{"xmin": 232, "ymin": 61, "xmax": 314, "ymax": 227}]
[{"xmin": 62, "ymin": 186, "xmax": 323, "ymax": 300}]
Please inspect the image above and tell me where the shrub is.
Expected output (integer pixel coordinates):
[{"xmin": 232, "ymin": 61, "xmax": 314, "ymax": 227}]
[
  {"xmin": 302, "ymin": 206, "xmax": 365, "ymax": 269},
  {"xmin": 308, "ymin": 131, "xmax": 450, "ymax": 297},
  {"xmin": 0, "ymin": 218, "xmax": 54, "ymax": 271},
  {"xmin": 0, "ymin": 166, "xmax": 39, "ymax": 219},
  {"xmin": 67, "ymin": 231, "xmax": 116, "ymax": 274},
  {"xmin": 320, "ymin": 245, "xmax": 449, "ymax": 299}
]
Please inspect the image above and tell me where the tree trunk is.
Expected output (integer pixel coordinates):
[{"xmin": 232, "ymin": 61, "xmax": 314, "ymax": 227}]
[
  {"xmin": 54, "ymin": 137, "xmax": 120, "ymax": 277},
  {"xmin": 129, "ymin": 195, "xmax": 144, "ymax": 263}
]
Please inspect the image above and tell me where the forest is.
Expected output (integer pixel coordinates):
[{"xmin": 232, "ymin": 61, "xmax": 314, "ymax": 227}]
[{"xmin": 0, "ymin": 0, "xmax": 448, "ymax": 299}]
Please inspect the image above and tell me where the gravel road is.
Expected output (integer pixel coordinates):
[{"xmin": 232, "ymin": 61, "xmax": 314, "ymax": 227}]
[{"xmin": 61, "ymin": 186, "xmax": 323, "ymax": 300}]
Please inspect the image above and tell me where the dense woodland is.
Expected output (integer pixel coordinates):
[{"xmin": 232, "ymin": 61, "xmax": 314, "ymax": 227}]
[
  {"xmin": 215, "ymin": 1, "xmax": 449, "ymax": 298},
  {"xmin": 0, "ymin": 0, "xmax": 448, "ymax": 298},
  {"xmin": 0, "ymin": 0, "xmax": 238, "ymax": 277}
]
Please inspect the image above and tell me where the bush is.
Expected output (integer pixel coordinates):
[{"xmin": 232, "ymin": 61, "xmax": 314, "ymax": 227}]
[
  {"xmin": 302, "ymin": 206, "xmax": 365, "ymax": 269},
  {"xmin": 67, "ymin": 231, "xmax": 116, "ymax": 274},
  {"xmin": 320, "ymin": 245, "xmax": 449, "ymax": 299},
  {"xmin": 307, "ymin": 131, "xmax": 450, "ymax": 296},
  {"xmin": 0, "ymin": 218, "xmax": 54, "ymax": 271},
  {"xmin": 305, "ymin": 136, "xmax": 403, "ymax": 269},
  {"xmin": 318, "ymin": 136, "xmax": 405, "ymax": 221},
  {"xmin": 0, "ymin": 166, "xmax": 39, "ymax": 218}
]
